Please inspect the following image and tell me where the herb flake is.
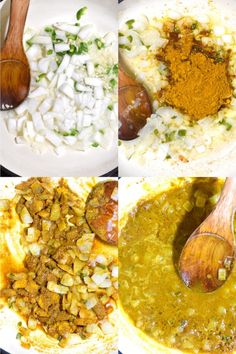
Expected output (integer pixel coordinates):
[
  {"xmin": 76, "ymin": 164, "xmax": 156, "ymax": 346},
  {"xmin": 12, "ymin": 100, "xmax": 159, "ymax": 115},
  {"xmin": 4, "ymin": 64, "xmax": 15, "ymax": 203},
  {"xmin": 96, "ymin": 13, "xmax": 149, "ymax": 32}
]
[{"xmin": 76, "ymin": 7, "xmax": 88, "ymax": 21}]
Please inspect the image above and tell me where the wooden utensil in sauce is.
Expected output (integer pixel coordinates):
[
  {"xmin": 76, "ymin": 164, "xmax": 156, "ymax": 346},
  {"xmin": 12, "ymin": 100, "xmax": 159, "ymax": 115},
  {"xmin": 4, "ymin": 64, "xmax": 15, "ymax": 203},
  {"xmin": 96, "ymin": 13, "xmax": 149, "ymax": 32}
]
[
  {"xmin": 85, "ymin": 181, "xmax": 118, "ymax": 246},
  {"xmin": 179, "ymin": 178, "xmax": 236, "ymax": 292},
  {"xmin": 0, "ymin": 0, "xmax": 30, "ymax": 111},
  {"xmin": 118, "ymin": 60, "xmax": 152, "ymax": 141}
]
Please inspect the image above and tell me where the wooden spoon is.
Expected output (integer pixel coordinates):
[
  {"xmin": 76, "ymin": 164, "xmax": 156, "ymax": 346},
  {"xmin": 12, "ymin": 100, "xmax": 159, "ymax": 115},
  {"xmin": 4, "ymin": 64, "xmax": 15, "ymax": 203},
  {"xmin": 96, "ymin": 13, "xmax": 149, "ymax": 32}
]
[
  {"xmin": 179, "ymin": 178, "xmax": 236, "ymax": 292},
  {"xmin": 85, "ymin": 181, "xmax": 118, "ymax": 245},
  {"xmin": 0, "ymin": 0, "xmax": 30, "ymax": 111},
  {"xmin": 118, "ymin": 60, "xmax": 152, "ymax": 141}
]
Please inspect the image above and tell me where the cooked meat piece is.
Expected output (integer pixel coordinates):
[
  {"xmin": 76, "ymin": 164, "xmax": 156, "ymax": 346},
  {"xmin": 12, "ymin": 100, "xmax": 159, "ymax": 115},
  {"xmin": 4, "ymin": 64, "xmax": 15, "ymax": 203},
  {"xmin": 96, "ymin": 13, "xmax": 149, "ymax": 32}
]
[
  {"xmin": 85, "ymin": 181, "xmax": 118, "ymax": 245},
  {"xmin": 16, "ymin": 289, "xmax": 29, "ymax": 297},
  {"xmin": 92, "ymin": 301, "xmax": 107, "ymax": 320},
  {"xmin": 74, "ymin": 318, "xmax": 95, "ymax": 326},
  {"xmin": 55, "ymin": 311, "xmax": 73, "ymax": 322},
  {"xmin": 25, "ymin": 280, "xmax": 40, "ymax": 295},
  {"xmin": 24, "ymin": 254, "xmax": 39, "ymax": 271},
  {"xmin": 47, "ymin": 273, "xmax": 58, "ymax": 282},
  {"xmin": 34, "ymin": 306, "xmax": 49, "ymax": 318},
  {"xmin": 0, "ymin": 288, "xmax": 16, "ymax": 297},
  {"xmin": 35, "ymin": 266, "xmax": 49, "ymax": 286},
  {"xmin": 52, "ymin": 247, "xmax": 72, "ymax": 265},
  {"xmin": 37, "ymin": 288, "xmax": 60, "ymax": 311},
  {"xmin": 47, "ymin": 321, "xmax": 76, "ymax": 338},
  {"xmin": 13, "ymin": 279, "xmax": 27, "ymax": 289}
]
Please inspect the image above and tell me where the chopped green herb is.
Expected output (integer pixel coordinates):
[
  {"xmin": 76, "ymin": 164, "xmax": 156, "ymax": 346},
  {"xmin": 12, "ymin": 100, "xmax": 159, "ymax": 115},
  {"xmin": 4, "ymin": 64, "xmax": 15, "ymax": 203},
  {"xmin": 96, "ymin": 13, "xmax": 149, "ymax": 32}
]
[
  {"xmin": 74, "ymin": 82, "xmax": 79, "ymax": 92},
  {"xmin": 47, "ymin": 49, "xmax": 53, "ymax": 55},
  {"xmin": 119, "ymin": 44, "xmax": 131, "ymax": 50},
  {"xmin": 76, "ymin": 7, "xmax": 88, "ymax": 21},
  {"xmin": 191, "ymin": 22, "xmax": 198, "ymax": 30},
  {"xmin": 214, "ymin": 51, "xmax": 225, "ymax": 63},
  {"xmin": 173, "ymin": 25, "xmax": 180, "ymax": 33},
  {"xmin": 99, "ymin": 129, "xmax": 105, "ymax": 135},
  {"xmin": 165, "ymin": 131, "xmax": 176, "ymax": 142},
  {"xmin": 178, "ymin": 129, "xmax": 187, "ymax": 137},
  {"xmin": 69, "ymin": 44, "xmax": 77, "ymax": 54},
  {"xmin": 107, "ymin": 104, "xmax": 113, "ymax": 111},
  {"xmin": 153, "ymin": 129, "xmax": 159, "ymax": 136},
  {"xmin": 219, "ymin": 119, "xmax": 232, "ymax": 131},
  {"xmin": 118, "ymin": 140, "xmax": 121, "ymax": 146},
  {"xmin": 221, "ymin": 335, "xmax": 232, "ymax": 343},
  {"xmin": 97, "ymin": 263, "xmax": 106, "ymax": 269},
  {"xmin": 106, "ymin": 66, "xmax": 112, "ymax": 75},
  {"xmin": 17, "ymin": 322, "xmax": 22, "ymax": 327},
  {"xmin": 119, "ymin": 32, "xmax": 124, "ymax": 37},
  {"xmin": 51, "ymin": 30, "xmax": 57, "ymax": 42},
  {"xmin": 127, "ymin": 35, "xmax": 133, "ymax": 43},
  {"xmin": 92, "ymin": 142, "xmax": 99, "ymax": 147},
  {"xmin": 112, "ymin": 64, "xmax": 118, "ymax": 75},
  {"xmin": 109, "ymin": 79, "xmax": 117, "ymax": 88},
  {"xmin": 215, "ymin": 56, "xmax": 224, "ymax": 63},
  {"xmin": 126, "ymin": 19, "xmax": 135, "ymax": 29},
  {"xmin": 171, "ymin": 115, "xmax": 177, "ymax": 119},
  {"xmin": 57, "ymin": 128, "xmax": 79, "ymax": 137},
  {"xmin": 45, "ymin": 27, "xmax": 53, "ymax": 33},
  {"xmin": 36, "ymin": 73, "xmax": 46, "ymax": 82},
  {"xmin": 77, "ymin": 42, "xmax": 88, "ymax": 54},
  {"xmin": 55, "ymin": 38, "xmax": 64, "ymax": 44},
  {"xmin": 67, "ymin": 33, "xmax": 77, "ymax": 40},
  {"xmin": 70, "ymin": 128, "xmax": 79, "ymax": 136},
  {"xmin": 26, "ymin": 39, "xmax": 33, "ymax": 47},
  {"xmin": 95, "ymin": 38, "xmax": 105, "ymax": 49},
  {"xmin": 57, "ymin": 51, "xmax": 66, "ymax": 57},
  {"xmin": 56, "ymin": 58, "xmax": 62, "ymax": 66},
  {"xmin": 95, "ymin": 63, "xmax": 99, "ymax": 68},
  {"xmin": 165, "ymin": 154, "xmax": 171, "ymax": 159},
  {"xmin": 16, "ymin": 333, "xmax": 22, "ymax": 340}
]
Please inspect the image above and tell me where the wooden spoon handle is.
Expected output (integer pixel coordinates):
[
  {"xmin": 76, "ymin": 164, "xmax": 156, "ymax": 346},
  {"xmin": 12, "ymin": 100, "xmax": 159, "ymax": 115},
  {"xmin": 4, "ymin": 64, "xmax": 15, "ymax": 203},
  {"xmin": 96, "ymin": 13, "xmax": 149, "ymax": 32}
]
[
  {"xmin": 2, "ymin": 0, "xmax": 30, "ymax": 60},
  {"xmin": 119, "ymin": 66, "xmax": 137, "ymax": 88},
  {"xmin": 119, "ymin": 54, "xmax": 140, "ymax": 88},
  {"xmin": 197, "ymin": 178, "xmax": 236, "ymax": 245}
]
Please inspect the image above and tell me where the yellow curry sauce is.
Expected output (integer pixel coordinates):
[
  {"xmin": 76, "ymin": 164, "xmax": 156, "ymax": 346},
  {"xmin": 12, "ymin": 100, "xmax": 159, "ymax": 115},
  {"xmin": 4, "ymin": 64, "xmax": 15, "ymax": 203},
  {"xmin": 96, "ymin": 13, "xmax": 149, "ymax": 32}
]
[
  {"xmin": 120, "ymin": 178, "xmax": 236, "ymax": 353},
  {"xmin": 157, "ymin": 19, "xmax": 232, "ymax": 120}
]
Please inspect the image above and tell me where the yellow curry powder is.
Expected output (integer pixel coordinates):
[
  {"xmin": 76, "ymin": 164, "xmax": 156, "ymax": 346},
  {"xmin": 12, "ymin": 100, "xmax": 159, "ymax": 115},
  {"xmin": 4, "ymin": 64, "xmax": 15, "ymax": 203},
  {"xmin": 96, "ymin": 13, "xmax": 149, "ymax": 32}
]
[{"xmin": 157, "ymin": 29, "xmax": 232, "ymax": 120}]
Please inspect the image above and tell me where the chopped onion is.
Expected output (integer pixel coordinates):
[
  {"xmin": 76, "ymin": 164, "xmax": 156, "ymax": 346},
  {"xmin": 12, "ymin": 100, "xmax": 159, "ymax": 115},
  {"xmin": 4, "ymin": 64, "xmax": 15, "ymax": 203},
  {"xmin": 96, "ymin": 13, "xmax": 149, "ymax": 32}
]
[
  {"xmin": 100, "ymin": 320, "xmax": 114, "ymax": 334},
  {"xmin": 5, "ymin": 15, "xmax": 117, "ymax": 155}
]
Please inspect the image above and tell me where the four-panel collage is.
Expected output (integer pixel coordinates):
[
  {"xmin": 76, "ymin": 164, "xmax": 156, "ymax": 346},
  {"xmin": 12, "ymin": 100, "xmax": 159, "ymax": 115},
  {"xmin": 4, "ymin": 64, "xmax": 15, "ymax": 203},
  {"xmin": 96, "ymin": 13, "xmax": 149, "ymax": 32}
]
[{"xmin": 1, "ymin": 0, "xmax": 236, "ymax": 354}]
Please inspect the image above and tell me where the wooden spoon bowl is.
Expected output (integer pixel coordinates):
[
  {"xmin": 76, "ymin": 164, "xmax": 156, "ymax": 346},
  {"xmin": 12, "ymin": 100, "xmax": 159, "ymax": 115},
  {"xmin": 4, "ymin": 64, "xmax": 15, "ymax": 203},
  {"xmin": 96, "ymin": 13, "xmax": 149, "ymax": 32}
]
[
  {"xmin": 0, "ymin": 0, "xmax": 30, "ymax": 111},
  {"xmin": 85, "ymin": 181, "xmax": 118, "ymax": 245},
  {"xmin": 179, "ymin": 178, "xmax": 236, "ymax": 293},
  {"xmin": 180, "ymin": 232, "xmax": 234, "ymax": 291},
  {"xmin": 0, "ymin": 59, "xmax": 30, "ymax": 110},
  {"xmin": 118, "ymin": 64, "xmax": 152, "ymax": 141}
]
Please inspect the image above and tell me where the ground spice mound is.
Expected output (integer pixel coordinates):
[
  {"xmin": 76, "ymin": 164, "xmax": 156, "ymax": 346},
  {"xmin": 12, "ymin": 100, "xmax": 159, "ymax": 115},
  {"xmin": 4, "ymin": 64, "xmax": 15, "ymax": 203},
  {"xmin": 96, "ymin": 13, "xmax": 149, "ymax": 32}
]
[{"xmin": 157, "ymin": 24, "xmax": 232, "ymax": 120}]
